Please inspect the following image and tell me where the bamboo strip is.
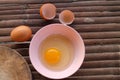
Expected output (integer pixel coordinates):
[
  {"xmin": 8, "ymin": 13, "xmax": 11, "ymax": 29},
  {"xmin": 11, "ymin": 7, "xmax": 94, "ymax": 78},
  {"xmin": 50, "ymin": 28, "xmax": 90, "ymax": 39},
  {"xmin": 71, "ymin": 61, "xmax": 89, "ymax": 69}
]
[
  {"xmin": 32, "ymin": 72, "xmax": 120, "ymax": 80},
  {"xmin": 41, "ymin": 1, "xmax": 120, "ymax": 8},
  {"xmin": 57, "ymin": 6, "xmax": 120, "ymax": 12},
  {"xmin": 0, "ymin": 42, "xmax": 29, "ymax": 49},
  {"xmin": 80, "ymin": 32, "xmax": 120, "ymax": 39},
  {"xmin": 1, "ymin": 16, "xmax": 120, "ymax": 28},
  {"xmin": 73, "ymin": 23, "xmax": 120, "ymax": 32},
  {"xmin": 86, "ymin": 44, "xmax": 120, "ymax": 53},
  {"xmin": 84, "ymin": 38, "xmax": 120, "ymax": 45},
  {"xmin": 0, "ymin": 1, "xmax": 120, "ymax": 10},
  {"xmin": 82, "ymin": 60, "xmax": 120, "ymax": 68},
  {"xmin": 68, "ymin": 75, "xmax": 120, "ymax": 80},
  {"xmin": 0, "ymin": 31, "xmax": 120, "ymax": 42},
  {"xmin": 0, "ymin": 6, "xmax": 120, "ymax": 15},
  {"xmin": 74, "ymin": 68, "xmax": 120, "ymax": 76},
  {"xmin": 0, "ymin": 0, "xmax": 73, "ymax": 4},
  {"xmin": 85, "ymin": 52, "xmax": 120, "ymax": 61},
  {"xmin": 1, "ymin": 23, "xmax": 120, "ymax": 35},
  {"xmin": 0, "ymin": 4, "xmax": 27, "ymax": 10},
  {"xmin": 1, "ymin": 11, "xmax": 120, "ymax": 21}
]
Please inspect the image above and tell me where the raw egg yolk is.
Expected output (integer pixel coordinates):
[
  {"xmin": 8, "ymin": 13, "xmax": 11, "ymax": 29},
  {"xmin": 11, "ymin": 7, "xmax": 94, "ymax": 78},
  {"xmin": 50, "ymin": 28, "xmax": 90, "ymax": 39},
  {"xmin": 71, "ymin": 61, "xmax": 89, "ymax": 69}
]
[{"xmin": 44, "ymin": 48, "xmax": 61, "ymax": 65}]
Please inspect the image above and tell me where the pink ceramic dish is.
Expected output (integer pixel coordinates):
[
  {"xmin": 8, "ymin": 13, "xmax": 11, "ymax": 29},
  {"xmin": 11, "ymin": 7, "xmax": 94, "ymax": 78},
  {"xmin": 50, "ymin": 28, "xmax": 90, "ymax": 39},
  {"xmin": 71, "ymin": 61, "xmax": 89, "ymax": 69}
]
[{"xmin": 29, "ymin": 24, "xmax": 85, "ymax": 79}]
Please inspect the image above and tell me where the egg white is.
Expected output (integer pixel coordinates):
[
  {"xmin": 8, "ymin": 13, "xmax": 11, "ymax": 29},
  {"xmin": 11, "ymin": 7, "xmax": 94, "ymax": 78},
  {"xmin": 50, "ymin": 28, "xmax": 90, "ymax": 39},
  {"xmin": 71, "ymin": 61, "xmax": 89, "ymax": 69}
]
[{"xmin": 39, "ymin": 34, "xmax": 74, "ymax": 71}]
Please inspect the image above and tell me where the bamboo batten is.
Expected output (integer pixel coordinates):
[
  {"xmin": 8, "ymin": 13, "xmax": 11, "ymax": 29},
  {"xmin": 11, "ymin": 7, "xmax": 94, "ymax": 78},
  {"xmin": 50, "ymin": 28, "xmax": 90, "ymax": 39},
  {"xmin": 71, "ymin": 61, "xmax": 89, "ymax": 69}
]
[
  {"xmin": 1, "ymin": 17, "xmax": 120, "ymax": 28},
  {"xmin": 0, "ymin": 31, "xmax": 120, "ymax": 42},
  {"xmin": 0, "ymin": 6, "xmax": 120, "ymax": 15},
  {"xmin": 0, "ymin": 12, "xmax": 120, "ymax": 20},
  {"xmin": 68, "ymin": 75, "xmax": 120, "ymax": 80},
  {"xmin": 86, "ymin": 44, "xmax": 120, "ymax": 53},
  {"xmin": 0, "ymin": 0, "xmax": 120, "ymax": 7},
  {"xmin": 32, "ymin": 71, "xmax": 120, "ymax": 79},
  {"xmin": 0, "ymin": 0, "xmax": 73, "ymax": 4},
  {"xmin": 0, "ymin": 24, "xmax": 120, "ymax": 35},
  {"xmin": 84, "ymin": 38, "xmax": 120, "ymax": 45}
]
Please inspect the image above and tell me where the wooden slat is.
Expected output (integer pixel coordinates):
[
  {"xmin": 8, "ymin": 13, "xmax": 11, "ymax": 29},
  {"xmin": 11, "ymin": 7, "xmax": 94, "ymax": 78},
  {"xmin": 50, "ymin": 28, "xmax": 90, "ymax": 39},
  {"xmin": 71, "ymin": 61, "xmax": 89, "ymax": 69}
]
[
  {"xmin": 74, "ymin": 12, "xmax": 120, "ymax": 17},
  {"xmin": 84, "ymin": 38, "xmax": 120, "ymax": 45},
  {"xmin": 0, "ymin": 5, "xmax": 120, "ymax": 15},
  {"xmin": 0, "ymin": 42, "xmax": 29, "ymax": 49},
  {"xmin": 0, "ymin": 28, "xmax": 12, "ymax": 36},
  {"xmin": 80, "ymin": 32, "xmax": 120, "ymax": 39},
  {"xmin": 0, "ymin": 4, "xmax": 27, "ymax": 10},
  {"xmin": 0, "ymin": 14, "xmax": 40, "ymax": 20},
  {"xmin": 0, "ymin": 1, "xmax": 120, "ymax": 10},
  {"xmin": 0, "ymin": 1, "xmax": 120, "ymax": 9},
  {"xmin": 85, "ymin": 52, "xmax": 120, "ymax": 61},
  {"xmin": 0, "ymin": 36, "xmax": 11, "ymax": 42},
  {"xmin": 0, "ymin": 9, "xmax": 26, "ymax": 15},
  {"xmin": 20, "ymin": 16, "xmax": 120, "ymax": 24},
  {"xmin": 1, "ymin": 16, "xmax": 120, "ymax": 28},
  {"xmin": 57, "ymin": 6, "xmax": 120, "ymax": 12},
  {"xmin": 1, "ymin": 5, "xmax": 120, "ymax": 15},
  {"xmin": 28, "ymin": 1, "xmax": 120, "ymax": 8},
  {"xmin": 74, "ymin": 17, "xmax": 120, "ymax": 24},
  {"xmin": 1, "ymin": 11, "xmax": 120, "ymax": 20},
  {"xmin": 1, "ymin": 23, "xmax": 120, "ymax": 36},
  {"xmin": 32, "ymin": 72, "xmax": 120, "ymax": 79},
  {"xmin": 0, "ymin": 0, "xmax": 74, "ymax": 4},
  {"xmin": 34, "ymin": 75, "xmax": 120, "ymax": 80},
  {"xmin": 56, "ymin": 1, "xmax": 120, "ymax": 7},
  {"xmin": 86, "ymin": 44, "xmax": 120, "ymax": 53},
  {"xmin": 74, "ymin": 68, "xmax": 120, "ymax": 76},
  {"xmin": 0, "ymin": 31, "xmax": 120, "ymax": 42},
  {"xmin": 82, "ymin": 60, "xmax": 120, "ymax": 68},
  {"xmin": 67, "ymin": 75, "xmax": 120, "ymax": 80},
  {"xmin": 73, "ymin": 24, "xmax": 120, "ymax": 32},
  {"xmin": 0, "ymin": 1, "xmax": 120, "ymax": 11},
  {"xmin": 16, "ymin": 48, "xmax": 29, "ymax": 56},
  {"xmin": 2, "ymin": 0, "xmax": 117, "ymax": 4},
  {"xmin": 0, "ymin": 20, "xmax": 25, "ymax": 27}
]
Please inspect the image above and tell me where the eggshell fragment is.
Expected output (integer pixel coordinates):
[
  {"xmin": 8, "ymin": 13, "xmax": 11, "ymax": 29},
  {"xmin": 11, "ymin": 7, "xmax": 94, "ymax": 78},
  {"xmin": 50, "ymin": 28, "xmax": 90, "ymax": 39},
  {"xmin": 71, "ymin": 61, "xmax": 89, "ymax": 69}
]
[
  {"xmin": 59, "ymin": 10, "xmax": 75, "ymax": 25},
  {"xmin": 40, "ymin": 3, "xmax": 56, "ymax": 20}
]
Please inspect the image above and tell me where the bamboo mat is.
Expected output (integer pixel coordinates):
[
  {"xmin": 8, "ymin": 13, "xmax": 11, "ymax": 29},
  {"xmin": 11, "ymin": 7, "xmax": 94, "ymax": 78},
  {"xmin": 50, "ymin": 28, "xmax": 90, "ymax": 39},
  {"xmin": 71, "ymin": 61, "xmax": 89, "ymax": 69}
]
[{"xmin": 0, "ymin": 0, "xmax": 120, "ymax": 80}]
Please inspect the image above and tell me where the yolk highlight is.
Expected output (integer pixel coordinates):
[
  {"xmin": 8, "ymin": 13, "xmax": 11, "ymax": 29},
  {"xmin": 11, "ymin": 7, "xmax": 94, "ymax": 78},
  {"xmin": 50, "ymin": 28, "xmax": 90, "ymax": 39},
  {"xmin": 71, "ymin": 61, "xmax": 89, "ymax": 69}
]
[{"xmin": 44, "ymin": 48, "xmax": 61, "ymax": 65}]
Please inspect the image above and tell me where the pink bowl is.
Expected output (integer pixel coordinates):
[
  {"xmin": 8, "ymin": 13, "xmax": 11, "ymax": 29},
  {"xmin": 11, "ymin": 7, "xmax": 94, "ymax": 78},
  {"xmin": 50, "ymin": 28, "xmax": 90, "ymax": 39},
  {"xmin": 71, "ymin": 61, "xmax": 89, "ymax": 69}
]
[{"xmin": 29, "ymin": 24, "xmax": 85, "ymax": 79}]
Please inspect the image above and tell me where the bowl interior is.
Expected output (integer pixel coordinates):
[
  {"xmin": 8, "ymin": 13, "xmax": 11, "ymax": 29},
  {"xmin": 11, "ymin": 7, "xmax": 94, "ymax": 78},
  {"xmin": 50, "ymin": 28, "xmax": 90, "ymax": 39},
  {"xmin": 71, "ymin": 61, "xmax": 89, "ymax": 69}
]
[{"xmin": 29, "ymin": 24, "xmax": 85, "ymax": 79}]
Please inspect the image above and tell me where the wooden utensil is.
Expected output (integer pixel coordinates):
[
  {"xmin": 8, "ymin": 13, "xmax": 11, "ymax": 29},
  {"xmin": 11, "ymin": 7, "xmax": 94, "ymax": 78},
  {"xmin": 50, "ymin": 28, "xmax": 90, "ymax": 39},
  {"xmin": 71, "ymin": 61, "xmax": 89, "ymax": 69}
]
[{"xmin": 0, "ymin": 46, "xmax": 32, "ymax": 80}]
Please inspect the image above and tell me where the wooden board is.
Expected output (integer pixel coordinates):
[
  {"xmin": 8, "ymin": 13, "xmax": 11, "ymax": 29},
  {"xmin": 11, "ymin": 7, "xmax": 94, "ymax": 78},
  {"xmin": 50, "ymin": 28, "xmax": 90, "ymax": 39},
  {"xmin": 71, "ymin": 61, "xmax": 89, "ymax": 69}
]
[
  {"xmin": 0, "ymin": 0, "xmax": 120, "ymax": 80},
  {"xmin": 0, "ymin": 46, "xmax": 32, "ymax": 80}
]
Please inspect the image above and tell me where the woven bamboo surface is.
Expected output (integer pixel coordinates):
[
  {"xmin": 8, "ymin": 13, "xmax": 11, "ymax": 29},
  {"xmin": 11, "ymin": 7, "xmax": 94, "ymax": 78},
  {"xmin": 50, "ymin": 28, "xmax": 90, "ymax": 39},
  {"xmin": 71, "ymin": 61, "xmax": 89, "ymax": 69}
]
[{"xmin": 0, "ymin": 0, "xmax": 120, "ymax": 80}]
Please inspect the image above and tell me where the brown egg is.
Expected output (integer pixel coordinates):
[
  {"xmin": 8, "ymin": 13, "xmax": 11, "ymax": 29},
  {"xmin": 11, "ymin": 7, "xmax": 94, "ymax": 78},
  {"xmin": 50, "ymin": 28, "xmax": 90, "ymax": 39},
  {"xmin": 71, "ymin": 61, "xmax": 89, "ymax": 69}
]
[
  {"xmin": 40, "ymin": 3, "xmax": 56, "ymax": 20},
  {"xmin": 59, "ymin": 10, "xmax": 75, "ymax": 25},
  {"xmin": 10, "ymin": 25, "xmax": 32, "ymax": 42}
]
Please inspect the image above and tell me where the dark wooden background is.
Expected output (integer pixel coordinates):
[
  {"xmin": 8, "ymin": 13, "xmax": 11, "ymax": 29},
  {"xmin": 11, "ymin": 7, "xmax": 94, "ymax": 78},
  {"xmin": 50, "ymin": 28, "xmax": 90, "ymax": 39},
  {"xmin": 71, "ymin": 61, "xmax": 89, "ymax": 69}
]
[{"xmin": 0, "ymin": 0, "xmax": 120, "ymax": 80}]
